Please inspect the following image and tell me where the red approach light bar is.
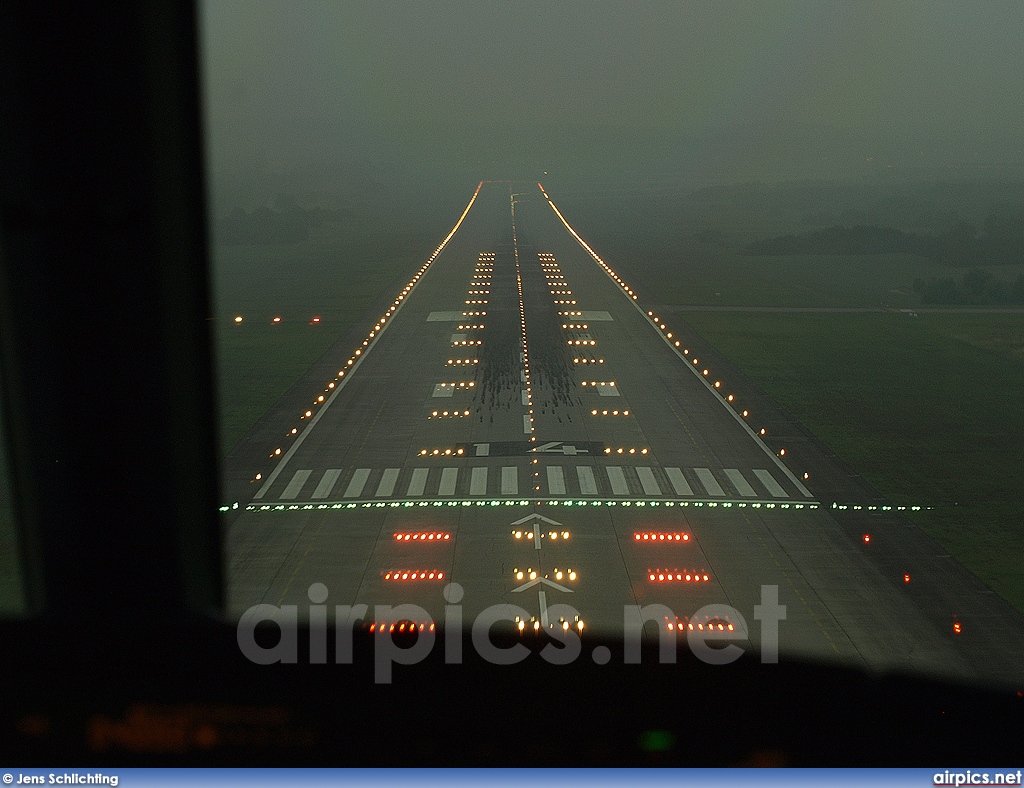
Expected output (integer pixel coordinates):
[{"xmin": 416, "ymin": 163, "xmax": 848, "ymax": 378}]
[
  {"xmin": 383, "ymin": 570, "xmax": 445, "ymax": 581},
  {"xmin": 367, "ymin": 621, "xmax": 436, "ymax": 633},
  {"xmin": 393, "ymin": 532, "xmax": 451, "ymax": 542},
  {"xmin": 648, "ymin": 569, "xmax": 710, "ymax": 583},
  {"xmin": 634, "ymin": 532, "xmax": 690, "ymax": 542},
  {"xmin": 665, "ymin": 615, "xmax": 735, "ymax": 633}
]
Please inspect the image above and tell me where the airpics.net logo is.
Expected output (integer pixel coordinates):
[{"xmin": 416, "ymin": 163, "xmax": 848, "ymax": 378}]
[
  {"xmin": 934, "ymin": 772, "xmax": 1024, "ymax": 786},
  {"xmin": 237, "ymin": 583, "xmax": 787, "ymax": 683}
]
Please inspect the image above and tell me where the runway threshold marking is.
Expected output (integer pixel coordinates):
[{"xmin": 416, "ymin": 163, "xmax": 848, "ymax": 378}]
[
  {"xmin": 246, "ymin": 497, "xmax": 820, "ymax": 510},
  {"xmin": 547, "ymin": 466, "xmax": 566, "ymax": 495},
  {"xmin": 636, "ymin": 467, "xmax": 662, "ymax": 496},
  {"xmin": 725, "ymin": 468, "xmax": 757, "ymax": 497},
  {"xmin": 344, "ymin": 469, "xmax": 371, "ymax": 498},
  {"xmin": 439, "ymin": 467, "xmax": 458, "ymax": 496},
  {"xmin": 269, "ymin": 464, "xmax": 799, "ymax": 501},
  {"xmin": 577, "ymin": 466, "xmax": 598, "ymax": 495},
  {"xmin": 280, "ymin": 469, "xmax": 312, "ymax": 500},
  {"xmin": 665, "ymin": 467, "xmax": 693, "ymax": 496},
  {"xmin": 311, "ymin": 469, "xmax": 342, "ymax": 499},
  {"xmin": 694, "ymin": 468, "xmax": 725, "ymax": 497},
  {"xmin": 607, "ymin": 466, "xmax": 629, "ymax": 495},
  {"xmin": 501, "ymin": 466, "xmax": 518, "ymax": 495},
  {"xmin": 754, "ymin": 469, "xmax": 788, "ymax": 498}
]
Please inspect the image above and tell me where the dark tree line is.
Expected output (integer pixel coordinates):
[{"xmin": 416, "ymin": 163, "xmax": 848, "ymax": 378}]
[
  {"xmin": 214, "ymin": 193, "xmax": 350, "ymax": 244},
  {"xmin": 746, "ymin": 224, "xmax": 927, "ymax": 256},
  {"xmin": 914, "ymin": 269, "xmax": 1024, "ymax": 306},
  {"xmin": 745, "ymin": 206, "xmax": 1024, "ymax": 267}
]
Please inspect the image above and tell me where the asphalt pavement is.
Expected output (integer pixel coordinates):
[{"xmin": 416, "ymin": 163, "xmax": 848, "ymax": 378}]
[{"xmin": 223, "ymin": 181, "xmax": 1024, "ymax": 687}]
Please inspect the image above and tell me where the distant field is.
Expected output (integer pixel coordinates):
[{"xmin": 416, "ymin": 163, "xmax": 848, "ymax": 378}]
[
  {"xmin": 610, "ymin": 242, "xmax": 936, "ymax": 309},
  {"xmin": 681, "ymin": 310, "xmax": 1024, "ymax": 611},
  {"xmin": 210, "ymin": 221, "xmax": 435, "ymax": 456},
  {"xmin": 555, "ymin": 191, "xmax": 1024, "ymax": 310},
  {"xmin": 577, "ymin": 232, "xmax": 1024, "ymax": 310}
]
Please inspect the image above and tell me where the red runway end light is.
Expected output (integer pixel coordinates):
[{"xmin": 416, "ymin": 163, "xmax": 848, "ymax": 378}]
[
  {"xmin": 904, "ymin": 574, "xmax": 911, "ymax": 583},
  {"xmin": 647, "ymin": 568, "xmax": 710, "ymax": 583},
  {"xmin": 634, "ymin": 532, "xmax": 690, "ymax": 542},
  {"xmin": 394, "ymin": 532, "xmax": 451, "ymax": 542},
  {"xmin": 953, "ymin": 622, "xmax": 962, "ymax": 634},
  {"xmin": 310, "ymin": 316, "xmax": 321, "ymax": 324},
  {"xmin": 863, "ymin": 534, "xmax": 871, "ymax": 544},
  {"xmin": 670, "ymin": 616, "xmax": 736, "ymax": 633},
  {"xmin": 383, "ymin": 570, "xmax": 445, "ymax": 581}
]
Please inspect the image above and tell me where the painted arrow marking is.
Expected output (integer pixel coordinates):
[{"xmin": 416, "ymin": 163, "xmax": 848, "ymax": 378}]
[
  {"xmin": 509, "ymin": 514, "xmax": 572, "ymax": 628},
  {"xmin": 511, "ymin": 577, "xmax": 573, "ymax": 593},
  {"xmin": 510, "ymin": 513, "xmax": 562, "ymax": 527}
]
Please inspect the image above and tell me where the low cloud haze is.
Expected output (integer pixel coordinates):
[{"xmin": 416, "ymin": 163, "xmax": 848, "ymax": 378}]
[{"xmin": 200, "ymin": 0, "xmax": 1024, "ymax": 197}]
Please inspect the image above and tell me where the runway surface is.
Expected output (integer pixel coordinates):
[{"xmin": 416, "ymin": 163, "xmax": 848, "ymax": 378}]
[{"xmin": 224, "ymin": 181, "xmax": 1024, "ymax": 685}]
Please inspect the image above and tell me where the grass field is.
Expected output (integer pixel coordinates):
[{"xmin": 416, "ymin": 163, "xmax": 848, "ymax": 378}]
[
  {"xmin": 210, "ymin": 220, "xmax": 436, "ymax": 456},
  {"xmin": 681, "ymin": 310, "xmax": 1024, "ymax": 611}
]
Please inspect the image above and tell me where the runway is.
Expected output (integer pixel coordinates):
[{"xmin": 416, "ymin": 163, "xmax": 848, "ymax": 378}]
[{"xmin": 224, "ymin": 181, "xmax": 1024, "ymax": 685}]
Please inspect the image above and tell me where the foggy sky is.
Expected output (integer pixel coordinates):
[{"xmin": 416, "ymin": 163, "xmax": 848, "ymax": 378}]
[{"xmin": 199, "ymin": 1, "xmax": 1024, "ymax": 187}]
